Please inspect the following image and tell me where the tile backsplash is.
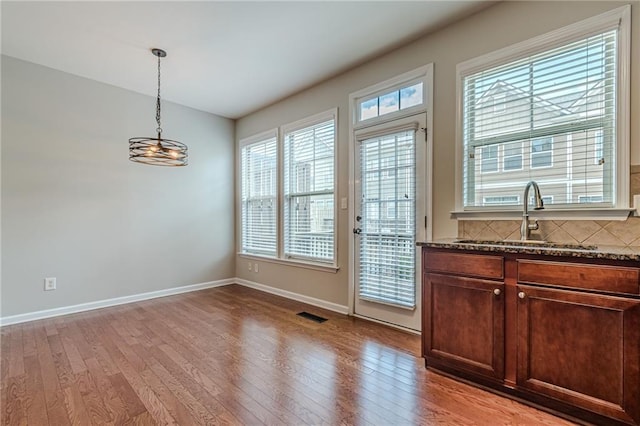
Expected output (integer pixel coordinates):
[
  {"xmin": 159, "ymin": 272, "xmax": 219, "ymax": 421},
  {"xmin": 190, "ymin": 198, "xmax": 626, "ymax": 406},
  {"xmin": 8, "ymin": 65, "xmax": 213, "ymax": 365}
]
[
  {"xmin": 458, "ymin": 218, "xmax": 640, "ymax": 247},
  {"xmin": 458, "ymin": 167, "xmax": 640, "ymax": 247}
]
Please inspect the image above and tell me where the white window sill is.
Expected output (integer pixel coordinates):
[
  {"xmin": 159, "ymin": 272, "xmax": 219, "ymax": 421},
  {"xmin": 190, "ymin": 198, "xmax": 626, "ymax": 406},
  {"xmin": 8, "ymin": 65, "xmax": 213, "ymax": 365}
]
[
  {"xmin": 451, "ymin": 208, "xmax": 634, "ymax": 221},
  {"xmin": 238, "ymin": 253, "xmax": 339, "ymax": 273}
]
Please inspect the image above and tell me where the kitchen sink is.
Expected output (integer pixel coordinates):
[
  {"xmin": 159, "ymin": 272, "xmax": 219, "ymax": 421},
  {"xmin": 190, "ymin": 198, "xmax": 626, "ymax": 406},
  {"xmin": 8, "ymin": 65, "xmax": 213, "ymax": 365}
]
[{"xmin": 453, "ymin": 239, "xmax": 597, "ymax": 250}]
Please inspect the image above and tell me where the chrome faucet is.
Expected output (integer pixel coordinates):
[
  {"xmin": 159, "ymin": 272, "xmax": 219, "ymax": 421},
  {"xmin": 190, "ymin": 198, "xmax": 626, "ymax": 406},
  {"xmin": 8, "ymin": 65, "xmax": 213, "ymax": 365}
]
[{"xmin": 521, "ymin": 181, "xmax": 544, "ymax": 241}]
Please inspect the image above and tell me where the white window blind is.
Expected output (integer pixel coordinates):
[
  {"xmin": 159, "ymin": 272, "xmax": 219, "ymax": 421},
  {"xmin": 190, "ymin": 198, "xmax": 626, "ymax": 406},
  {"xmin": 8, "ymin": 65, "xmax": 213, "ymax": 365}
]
[
  {"xmin": 284, "ymin": 118, "xmax": 335, "ymax": 262},
  {"xmin": 241, "ymin": 136, "xmax": 277, "ymax": 256},
  {"xmin": 358, "ymin": 129, "xmax": 416, "ymax": 308},
  {"xmin": 462, "ymin": 27, "xmax": 619, "ymax": 209}
]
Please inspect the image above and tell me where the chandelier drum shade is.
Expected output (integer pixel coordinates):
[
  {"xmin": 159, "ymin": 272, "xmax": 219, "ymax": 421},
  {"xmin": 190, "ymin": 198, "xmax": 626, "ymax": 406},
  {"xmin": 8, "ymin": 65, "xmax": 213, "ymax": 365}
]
[{"xmin": 129, "ymin": 48, "xmax": 188, "ymax": 166}]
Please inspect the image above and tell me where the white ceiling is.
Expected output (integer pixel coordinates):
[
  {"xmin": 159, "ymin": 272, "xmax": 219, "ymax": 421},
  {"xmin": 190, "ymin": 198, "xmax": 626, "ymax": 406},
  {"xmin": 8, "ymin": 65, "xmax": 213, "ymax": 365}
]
[{"xmin": 1, "ymin": 1, "xmax": 492, "ymax": 119}]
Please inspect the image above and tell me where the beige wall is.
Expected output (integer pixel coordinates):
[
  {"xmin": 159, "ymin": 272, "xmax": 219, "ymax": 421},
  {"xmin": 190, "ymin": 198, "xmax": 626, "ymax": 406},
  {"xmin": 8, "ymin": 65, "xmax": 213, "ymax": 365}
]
[
  {"xmin": 235, "ymin": 1, "xmax": 638, "ymax": 307},
  {"xmin": 1, "ymin": 56, "xmax": 235, "ymax": 317}
]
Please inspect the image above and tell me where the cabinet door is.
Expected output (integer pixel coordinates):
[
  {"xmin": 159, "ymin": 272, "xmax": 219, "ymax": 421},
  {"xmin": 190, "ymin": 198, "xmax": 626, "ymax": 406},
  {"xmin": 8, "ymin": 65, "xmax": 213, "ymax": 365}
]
[
  {"xmin": 517, "ymin": 285, "xmax": 640, "ymax": 424},
  {"xmin": 424, "ymin": 273, "xmax": 504, "ymax": 380}
]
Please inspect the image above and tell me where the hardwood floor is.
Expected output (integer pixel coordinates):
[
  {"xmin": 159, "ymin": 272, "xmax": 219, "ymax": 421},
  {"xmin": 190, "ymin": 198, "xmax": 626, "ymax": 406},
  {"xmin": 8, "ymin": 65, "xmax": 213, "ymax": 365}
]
[{"xmin": 1, "ymin": 284, "xmax": 575, "ymax": 425}]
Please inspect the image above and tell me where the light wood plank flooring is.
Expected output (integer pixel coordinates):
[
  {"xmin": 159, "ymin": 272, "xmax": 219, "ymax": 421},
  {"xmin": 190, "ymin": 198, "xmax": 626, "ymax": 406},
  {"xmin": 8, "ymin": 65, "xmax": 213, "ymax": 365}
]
[{"xmin": 1, "ymin": 284, "xmax": 575, "ymax": 425}]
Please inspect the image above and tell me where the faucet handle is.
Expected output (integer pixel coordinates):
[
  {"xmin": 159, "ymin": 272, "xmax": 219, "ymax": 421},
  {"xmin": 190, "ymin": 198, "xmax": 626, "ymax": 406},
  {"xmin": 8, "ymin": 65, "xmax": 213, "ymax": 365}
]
[{"xmin": 528, "ymin": 220, "xmax": 539, "ymax": 231}]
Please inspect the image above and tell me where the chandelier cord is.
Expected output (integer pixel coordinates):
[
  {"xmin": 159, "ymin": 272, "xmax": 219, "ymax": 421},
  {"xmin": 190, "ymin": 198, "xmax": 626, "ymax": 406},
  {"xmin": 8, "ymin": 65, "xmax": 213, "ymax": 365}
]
[{"xmin": 155, "ymin": 54, "xmax": 162, "ymax": 135}]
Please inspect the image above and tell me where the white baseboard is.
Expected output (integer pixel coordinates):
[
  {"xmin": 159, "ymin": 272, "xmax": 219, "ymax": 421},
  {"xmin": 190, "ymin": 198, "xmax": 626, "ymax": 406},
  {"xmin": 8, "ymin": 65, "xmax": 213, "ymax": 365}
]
[
  {"xmin": 0, "ymin": 277, "xmax": 350, "ymax": 327},
  {"xmin": 234, "ymin": 278, "xmax": 349, "ymax": 315},
  {"xmin": 0, "ymin": 278, "xmax": 235, "ymax": 327}
]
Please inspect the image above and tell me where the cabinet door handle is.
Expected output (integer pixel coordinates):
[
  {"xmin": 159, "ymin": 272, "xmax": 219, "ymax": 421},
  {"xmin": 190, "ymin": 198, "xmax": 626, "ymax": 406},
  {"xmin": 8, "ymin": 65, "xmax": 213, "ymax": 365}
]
[
  {"xmin": 518, "ymin": 291, "xmax": 526, "ymax": 299},
  {"xmin": 493, "ymin": 288, "xmax": 501, "ymax": 296}
]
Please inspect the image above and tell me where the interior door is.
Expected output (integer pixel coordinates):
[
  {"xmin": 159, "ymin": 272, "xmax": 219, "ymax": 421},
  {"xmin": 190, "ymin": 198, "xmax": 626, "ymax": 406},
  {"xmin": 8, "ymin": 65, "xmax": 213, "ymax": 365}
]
[{"xmin": 354, "ymin": 114, "xmax": 426, "ymax": 331}]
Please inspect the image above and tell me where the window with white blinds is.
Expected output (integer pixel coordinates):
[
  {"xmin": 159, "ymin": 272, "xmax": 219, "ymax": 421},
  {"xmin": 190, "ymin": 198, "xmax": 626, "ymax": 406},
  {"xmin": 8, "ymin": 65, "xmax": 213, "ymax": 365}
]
[
  {"xmin": 240, "ymin": 135, "xmax": 277, "ymax": 256},
  {"xmin": 459, "ymin": 8, "xmax": 629, "ymax": 210},
  {"xmin": 284, "ymin": 116, "xmax": 336, "ymax": 263}
]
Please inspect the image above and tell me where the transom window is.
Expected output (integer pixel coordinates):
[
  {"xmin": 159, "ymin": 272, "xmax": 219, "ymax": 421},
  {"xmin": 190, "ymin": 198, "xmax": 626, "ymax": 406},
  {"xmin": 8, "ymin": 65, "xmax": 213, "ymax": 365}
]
[
  {"xmin": 458, "ymin": 7, "xmax": 629, "ymax": 211},
  {"xmin": 359, "ymin": 81, "xmax": 424, "ymax": 122}
]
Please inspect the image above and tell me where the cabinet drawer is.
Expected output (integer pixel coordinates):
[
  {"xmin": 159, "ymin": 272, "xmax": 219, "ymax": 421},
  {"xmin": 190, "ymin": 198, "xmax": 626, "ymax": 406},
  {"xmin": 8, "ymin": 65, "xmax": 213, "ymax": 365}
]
[
  {"xmin": 517, "ymin": 260, "xmax": 640, "ymax": 295},
  {"xmin": 424, "ymin": 251, "xmax": 503, "ymax": 279}
]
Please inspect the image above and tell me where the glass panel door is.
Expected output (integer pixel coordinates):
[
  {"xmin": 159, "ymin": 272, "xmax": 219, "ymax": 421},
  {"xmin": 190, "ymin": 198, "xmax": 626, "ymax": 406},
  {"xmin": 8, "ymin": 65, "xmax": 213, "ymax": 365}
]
[{"xmin": 354, "ymin": 114, "xmax": 425, "ymax": 331}]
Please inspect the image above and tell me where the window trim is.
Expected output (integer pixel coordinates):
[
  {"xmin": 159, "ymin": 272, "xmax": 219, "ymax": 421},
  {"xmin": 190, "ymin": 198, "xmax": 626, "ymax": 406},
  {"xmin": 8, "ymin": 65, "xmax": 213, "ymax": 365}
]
[{"xmin": 454, "ymin": 5, "xmax": 630, "ymax": 219}]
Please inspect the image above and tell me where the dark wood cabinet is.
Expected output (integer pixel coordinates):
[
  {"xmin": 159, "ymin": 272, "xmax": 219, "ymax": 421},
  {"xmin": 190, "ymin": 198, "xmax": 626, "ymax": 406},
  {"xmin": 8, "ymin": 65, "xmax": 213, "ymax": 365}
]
[
  {"xmin": 424, "ymin": 273, "xmax": 504, "ymax": 380},
  {"xmin": 517, "ymin": 284, "xmax": 640, "ymax": 424},
  {"xmin": 422, "ymin": 246, "xmax": 640, "ymax": 425}
]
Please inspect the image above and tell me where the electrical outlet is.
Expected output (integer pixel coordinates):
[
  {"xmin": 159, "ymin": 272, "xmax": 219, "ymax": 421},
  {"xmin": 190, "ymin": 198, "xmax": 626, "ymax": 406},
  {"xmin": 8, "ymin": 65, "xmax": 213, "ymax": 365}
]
[
  {"xmin": 44, "ymin": 277, "xmax": 56, "ymax": 291},
  {"xmin": 254, "ymin": 263, "xmax": 259, "ymax": 273},
  {"xmin": 248, "ymin": 262, "xmax": 252, "ymax": 271}
]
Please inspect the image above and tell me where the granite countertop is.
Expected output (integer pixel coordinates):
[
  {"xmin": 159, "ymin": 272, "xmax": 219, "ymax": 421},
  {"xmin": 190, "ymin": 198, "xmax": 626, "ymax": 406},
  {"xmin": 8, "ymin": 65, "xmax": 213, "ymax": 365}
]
[{"xmin": 417, "ymin": 239, "xmax": 640, "ymax": 262}]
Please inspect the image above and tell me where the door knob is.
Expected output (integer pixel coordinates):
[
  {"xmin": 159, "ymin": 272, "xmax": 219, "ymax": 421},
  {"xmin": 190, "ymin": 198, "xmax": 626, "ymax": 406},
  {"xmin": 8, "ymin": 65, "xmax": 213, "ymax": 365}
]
[
  {"xmin": 518, "ymin": 291, "xmax": 526, "ymax": 299},
  {"xmin": 353, "ymin": 228, "xmax": 362, "ymax": 234}
]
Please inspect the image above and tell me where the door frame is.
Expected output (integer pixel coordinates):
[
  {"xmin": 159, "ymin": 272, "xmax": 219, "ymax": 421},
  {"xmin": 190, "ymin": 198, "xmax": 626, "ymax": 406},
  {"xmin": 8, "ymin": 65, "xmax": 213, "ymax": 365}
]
[{"xmin": 347, "ymin": 64, "xmax": 434, "ymax": 332}]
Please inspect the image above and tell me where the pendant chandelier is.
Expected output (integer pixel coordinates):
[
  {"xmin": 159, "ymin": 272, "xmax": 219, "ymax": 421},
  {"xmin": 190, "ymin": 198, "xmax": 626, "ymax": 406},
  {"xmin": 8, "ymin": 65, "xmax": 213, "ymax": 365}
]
[{"xmin": 129, "ymin": 48, "xmax": 188, "ymax": 166}]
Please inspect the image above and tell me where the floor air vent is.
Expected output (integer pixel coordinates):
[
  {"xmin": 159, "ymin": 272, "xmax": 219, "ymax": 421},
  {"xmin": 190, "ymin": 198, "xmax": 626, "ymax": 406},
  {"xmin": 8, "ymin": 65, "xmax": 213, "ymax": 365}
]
[{"xmin": 297, "ymin": 311, "xmax": 328, "ymax": 323}]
